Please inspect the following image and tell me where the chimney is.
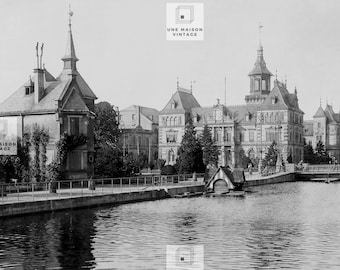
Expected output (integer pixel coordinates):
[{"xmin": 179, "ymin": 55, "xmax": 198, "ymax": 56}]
[
  {"xmin": 34, "ymin": 68, "xmax": 44, "ymax": 104},
  {"xmin": 34, "ymin": 42, "xmax": 45, "ymax": 104}
]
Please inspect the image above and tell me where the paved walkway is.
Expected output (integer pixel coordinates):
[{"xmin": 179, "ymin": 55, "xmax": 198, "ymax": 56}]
[
  {"xmin": 0, "ymin": 172, "xmax": 294, "ymax": 205},
  {"xmin": 0, "ymin": 181, "xmax": 204, "ymax": 205}
]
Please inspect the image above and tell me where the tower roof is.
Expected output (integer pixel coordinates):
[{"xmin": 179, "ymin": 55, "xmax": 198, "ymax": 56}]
[
  {"xmin": 313, "ymin": 106, "xmax": 326, "ymax": 118},
  {"xmin": 62, "ymin": 7, "xmax": 78, "ymax": 70},
  {"xmin": 248, "ymin": 43, "xmax": 273, "ymax": 76}
]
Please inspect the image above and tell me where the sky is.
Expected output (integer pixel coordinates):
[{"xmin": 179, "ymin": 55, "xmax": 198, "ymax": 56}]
[{"xmin": 1, "ymin": 0, "xmax": 340, "ymax": 119}]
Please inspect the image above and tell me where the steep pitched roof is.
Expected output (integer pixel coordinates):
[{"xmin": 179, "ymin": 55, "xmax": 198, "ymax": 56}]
[
  {"xmin": 0, "ymin": 70, "xmax": 68, "ymax": 115},
  {"xmin": 313, "ymin": 106, "xmax": 326, "ymax": 118},
  {"xmin": 0, "ymin": 69, "xmax": 94, "ymax": 116},
  {"xmin": 57, "ymin": 69, "xmax": 96, "ymax": 100},
  {"xmin": 324, "ymin": 105, "xmax": 338, "ymax": 124},
  {"xmin": 161, "ymin": 87, "xmax": 200, "ymax": 114},
  {"xmin": 261, "ymin": 80, "xmax": 303, "ymax": 113}
]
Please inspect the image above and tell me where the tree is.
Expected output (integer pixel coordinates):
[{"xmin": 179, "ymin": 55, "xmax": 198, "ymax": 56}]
[
  {"xmin": 94, "ymin": 101, "xmax": 120, "ymax": 147},
  {"xmin": 303, "ymin": 139, "xmax": 316, "ymax": 164},
  {"xmin": 263, "ymin": 141, "xmax": 278, "ymax": 167},
  {"xmin": 315, "ymin": 140, "xmax": 331, "ymax": 164},
  {"xmin": 200, "ymin": 125, "xmax": 219, "ymax": 168},
  {"xmin": 176, "ymin": 120, "xmax": 205, "ymax": 174},
  {"xmin": 94, "ymin": 101, "xmax": 122, "ymax": 177}
]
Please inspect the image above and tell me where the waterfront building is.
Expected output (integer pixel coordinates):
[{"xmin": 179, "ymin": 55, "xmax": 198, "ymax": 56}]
[
  {"xmin": 159, "ymin": 41, "xmax": 304, "ymax": 167},
  {"xmin": 0, "ymin": 11, "xmax": 97, "ymax": 179},
  {"xmin": 119, "ymin": 105, "xmax": 159, "ymax": 165},
  {"xmin": 303, "ymin": 104, "xmax": 340, "ymax": 161}
]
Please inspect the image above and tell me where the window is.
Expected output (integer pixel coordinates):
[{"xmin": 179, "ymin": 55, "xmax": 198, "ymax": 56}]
[
  {"xmin": 214, "ymin": 128, "xmax": 222, "ymax": 142},
  {"xmin": 25, "ymin": 87, "xmax": 30, "ymax": 95},
  {"xmin": 69, "ymin": 117, "xmax": 80, "ymax": 136},
  {"xmin": 318, "ymin": 122, "xmax": 321, "ymax": 128},
  {"xmin": 68, "ymin": 151, "xmax": 87, "ymax": 170},
  {"xmin": 262, "ymin": 80, "xmax": 266, "ymax": 90},
  {"xmin": 132, "ymin": 114, "xmax": 136, "ymax": 120},
  {"xmin": 249, "ymin": 130, "xmax": 255, "ymax": 142},
  {"xmin": 138, "ymin": 136, "xmax": 142, "ymax": 147},
  {"xmin": 224, "ymin": 128, "xmax": 232, "ymax": 142},
  {"xmin": 168, "ymin": 150, "xmax": 175, "ymax": 163},
  {"xmin": 239, "ymin": 130, "xmax": 245, "ymax": 142},
  {"xmin": 266, "ymin": 128, "xmax": 278, "ymax": 142},
  {"xmin": 255, "ymin": 79, "xmax": 260, "ymax": 91},
  {"xmin": 174, "ymin": 116, "xmax": 178, "ymax": 126},
  {"xmin": 166, "ymin": 130, "xmax": 177, "ymax": 143}
]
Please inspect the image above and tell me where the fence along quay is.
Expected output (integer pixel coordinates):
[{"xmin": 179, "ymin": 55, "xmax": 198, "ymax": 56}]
[{"xmin": 0, "ymin": 174, "xmax": 205, "ymax": 217}]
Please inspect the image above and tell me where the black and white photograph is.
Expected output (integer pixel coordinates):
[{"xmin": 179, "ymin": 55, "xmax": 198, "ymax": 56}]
[{"xmin": 0, "ymin": 0, "xmax": 340, "ymax": 269}]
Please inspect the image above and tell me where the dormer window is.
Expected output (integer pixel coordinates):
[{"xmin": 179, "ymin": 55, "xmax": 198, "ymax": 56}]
[
  {"xmin": 171, "ymin": 101, "xmax": 177, "ymax": 109},
  {"xmin": 245, "ymin": 113, "xmax": 251, "ymax": 121},
  {"xmin": 271, "ymin": 97, "xmax": 278, "ymax": 104},
  {"xmin": 25, "ymin": 86, "xmax": 34, "ymax": 95}
]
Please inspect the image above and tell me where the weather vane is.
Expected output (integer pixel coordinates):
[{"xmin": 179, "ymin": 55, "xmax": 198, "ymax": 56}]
[
  {"xmin": 259, "ymin": 22, "xmax": 263, "ymax": 43},
  {"xmin": 68, "ymin": 4, "xmax": 74, "ymax": 27}
]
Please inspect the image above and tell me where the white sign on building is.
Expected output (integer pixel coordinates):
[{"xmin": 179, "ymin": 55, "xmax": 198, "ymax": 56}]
[{"xmin": 0, "ymin": 117, "xmax": 17, "ymax": 155}]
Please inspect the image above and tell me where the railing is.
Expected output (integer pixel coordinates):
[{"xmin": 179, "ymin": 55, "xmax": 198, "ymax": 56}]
[
  {"xmin": 0, "ymin": 173, "xmax": 205, "ymax": 204},
  {"xmin": 245, "ymin": 166, "xmax": 280, "ymax": 181},
  {"xmin": 301, "ymin": 164, "xmax": 340, "ymax": 173}
]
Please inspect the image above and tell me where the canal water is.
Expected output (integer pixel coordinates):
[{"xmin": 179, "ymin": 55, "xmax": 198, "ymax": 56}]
[{"xmin": 1, "ymin": 182, "xmax": 340, "ymax": 269}]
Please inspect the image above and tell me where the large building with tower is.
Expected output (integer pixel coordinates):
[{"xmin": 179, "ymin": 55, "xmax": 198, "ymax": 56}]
[
  {"xmin": 159, "ymin": 41, "xmax": 304, "ymax": 168},
  {"xmin": 0, "ymin": 11, "xmax": 97, "ymax": 179}
]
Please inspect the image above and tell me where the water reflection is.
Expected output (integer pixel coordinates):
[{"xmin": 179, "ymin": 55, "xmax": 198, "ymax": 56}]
[
  {"xmin": 0, "ymin": 182, "xmax": 340, "ymax": 269},
  {"xmin": 0, "ymin": 209, "xmax": 97, "ymax": 269}
]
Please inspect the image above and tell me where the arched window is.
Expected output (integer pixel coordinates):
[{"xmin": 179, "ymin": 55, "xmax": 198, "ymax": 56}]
[
  {"xmin": 174, "ymin": 116, "xmax": 178, "ymax": 126},
  {"xmin": 255, "ymin": 79, "xmax": 260, "ymax": 91},
  {"xmin": 168, "ymin": 149, "xmax": 175, "ymax": 164}
]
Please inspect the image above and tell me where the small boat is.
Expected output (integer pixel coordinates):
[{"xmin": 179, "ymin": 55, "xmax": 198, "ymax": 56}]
[{"xmin": 173, "ymin": 191, "xmax": 203, "ymax": 198}]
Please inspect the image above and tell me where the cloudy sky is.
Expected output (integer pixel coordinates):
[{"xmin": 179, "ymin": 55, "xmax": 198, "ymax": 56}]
[{"xmin": 1, "ymin": 0, "xmax": 340, "ymax": 119}]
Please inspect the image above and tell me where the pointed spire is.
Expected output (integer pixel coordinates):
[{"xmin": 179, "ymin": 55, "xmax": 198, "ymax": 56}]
[
  {"xmin": 248, "ymin": 24, "xmax": 272, "ymax": 76},
  {"xmin": 177, "ymin": 76, "xmax": 179, "ymax": 90},
  {"xmin": 62, "ymin": 5, "xmax": 78, "ymax": 71}
]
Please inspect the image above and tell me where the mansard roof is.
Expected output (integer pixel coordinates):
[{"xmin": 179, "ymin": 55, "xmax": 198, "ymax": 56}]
[{"xmin": 161, "ymin": 87, "xmax": 200, "ymax": 114}]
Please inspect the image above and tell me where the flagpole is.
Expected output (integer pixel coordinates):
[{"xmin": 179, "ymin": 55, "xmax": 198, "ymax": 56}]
[{"xmin": 224, "ymin": 76, "xmax": 227, "ymax": 106}]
